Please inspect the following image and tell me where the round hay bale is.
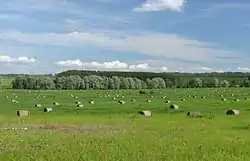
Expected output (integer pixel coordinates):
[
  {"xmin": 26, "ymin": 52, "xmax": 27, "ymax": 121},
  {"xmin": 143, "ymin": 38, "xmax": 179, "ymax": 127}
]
[
  {"xmin": 11, "ymin": 100, "xmax": 18, "ymax": 103},
  {"xmin": 170, "ymin": 104, "xmax": 179, "ymax": 110},
  {"xmin": 89, "ymin": 101, "xmax": 94, "ymax": 104},
  {"xmin": 113, "ymin": 97, "xmax": 116, "ymax": 100},
  {"xmin": 5, "ymin": 96, "xmax": 8, "ymax": 99},
  {"xmin": 226, "ymin": 109, "xmax": 240, "ymax": 115},
  {"xmin": 220, "ymin": 95, "xmax": 224, "ymax": 97},
  {"xmin": 162, "ymin": 96, "xmax": 166, "ymax": 99},
  {"xmin": 138, "ymin": 110, "xmax": 152, "ymax": 116},
  {"xmin": 245, "ymin": 98, "xmax": 249, "ymax": 100},
  {"xmin": 131, "ymin": 99, "xmax": 136, "ymax": 102},
  {"xmin": 118, "ymin": 100, "xmax": 125, "ymax": 104},
  {"xmin": 187, "ymin": 111, "xmax": 202, "ymax": 118},
  {"xmin": 44, "ymin": 108, "xmax": 53, "ymax": 112},
  {"xmin": 234, "ymin": 99, "xmax": 239, "ymax": 102},
  {"xmin": 221, "ymin": 98, "xmax": 226, "ymax": 101},
  {"xmin": 17, "ymin": 110, "xmax": 29, "ymax": 117},
  {"xmin": 75, "ymin": 101, "xmax": 82, "ymax": 105},
  {"xmin": 35, "ymin": 104, "xmax": 42, "ymax": 107},
  {"xmin": 77, "ymin": 104, "xmax": 84, "ymax": 107},
  {"xmin": 53, "ymin": 102, "xmax": 60, "ymax": 106},
  {"xmin": 165, "ymin": 100, "xmax": 171, "ymax": 103},
  {"xmin": 147, "ymin": 100, "xmax": 151, "ymax": 103},
  {"xmin": 74, "ymin": 96, "xmax": 78, "ymax": 99},
  {"xmin": 181, "ymin": 98, "xmax": 185, "ymax": 101},
  {"xmin": 201, "ymin": 96, "xmax": 205, "ymax": 99}
]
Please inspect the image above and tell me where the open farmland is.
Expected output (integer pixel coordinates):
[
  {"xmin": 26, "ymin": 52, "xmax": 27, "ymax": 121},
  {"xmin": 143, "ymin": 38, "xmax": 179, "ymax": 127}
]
[{"xmin": 1, "ymin": 88, "xmax": 250, "ymax": 161}]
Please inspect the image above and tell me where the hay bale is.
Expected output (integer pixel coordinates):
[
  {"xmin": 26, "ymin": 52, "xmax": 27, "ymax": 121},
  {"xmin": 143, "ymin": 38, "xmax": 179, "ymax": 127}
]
[
  {"xmin": 221, "ymin": 98, "xmax": 226, "ymax": 101},
  {"xmin": 53, "ymin": 102, "xmax": 60, "ymax": 106},
  {"xmin": 165, "ymin": 100, "xmax": 171, "ymax": 103},
  {"xmin": 11, "ymin": 100, "xmax": 18, "ymax": 103},
  {"xmin": 44, "ymin": 108, "xmax": 53, "ymax": 112},
  {"xmin": 201, "ymin": 96, "xmax": 205, "ymax": 99},
  {"xmin": 75, "ymin": 101, "xmax": 82, "ymax": 105},
  {"xmin": 187, "ymin": 111, "xmax": 202, "ymax": 118},
  {"xmin": 17, "ymin": 110, "xmax": 29, "ymax": 117},
  {"xmin": 131, "ymin": 99, "xmax": 136, "ymax": 102},
  {"xmin": 89, "ymin": 101, "xmax": 94, "ymax": 104},
  {"xmin": 138, "ymin": 110, "xmax": 152, "ymax": 116},
  {"xmin": 234, "ymin": 99, "xmax": 239, "ymax": 102},
  {"xmin": 77, "ymin": 104, "xmax": 84, "ymax": 107},
  {"xmin": 35, "ymin": 104, "xmax": 42, "ymax": 107},
  {"xmin": 118, "ymin": 100, "xmax": 125, "ymax": 104},
  {"xmin": 113, "ymin": 97, "xmax": 116, "ymax": 100},
  {"xmin": 147, "ymin": 100, "xmax": 151, "ymax": 103},
  {"xmin": 245, "ymin": 98, "xmax": 249, "ymax": 100},
  {"xmin": 181, "ymin": 98, "xmax": 185, "ymax": 101},
  {"xmin": 170, "ymin": 104, "xmax": 179, "ymax": 110},
  {"xmin": 226, "ymin": 109, "xmax": 240, "ymax": 115}
]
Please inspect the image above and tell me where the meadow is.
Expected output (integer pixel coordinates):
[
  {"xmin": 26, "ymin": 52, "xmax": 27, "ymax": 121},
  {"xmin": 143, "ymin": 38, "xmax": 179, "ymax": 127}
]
[{"xmin": 1, "ymin": 88, "xmax": 250, "ymax": 161}]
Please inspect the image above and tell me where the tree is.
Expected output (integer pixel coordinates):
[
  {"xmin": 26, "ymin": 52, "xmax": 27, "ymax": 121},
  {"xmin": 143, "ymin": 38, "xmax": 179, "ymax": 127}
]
[
  {"xmin": 188, "ymin": 78, "xmax": 203, "ymax": 88},
  {"xmin": 220, "ymin": 80, "xmax": 230, "ymax": 88}
]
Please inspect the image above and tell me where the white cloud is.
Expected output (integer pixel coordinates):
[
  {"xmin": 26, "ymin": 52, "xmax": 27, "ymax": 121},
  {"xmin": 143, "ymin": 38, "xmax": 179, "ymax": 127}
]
[
  {"xmin": 0, "ymin": 55, "xmax": 36, "ymax": 64},
  {"xmin": 133, "ymin": 0, "xmax": 186, "ymax": 12},
  {"xmin": 1, "ymin": 30, "xmax": 240, "ymax": 62},
  {"xmin": 55, "ymin": 60, "xmax": 168, "ymax": 72},
  {"xmin": 201, "ymin": 66, "xmax": 212, "ymax": 71},
  {"xmin": 237, "ymin": 67, "xmax": 250, "ymax": 72}
]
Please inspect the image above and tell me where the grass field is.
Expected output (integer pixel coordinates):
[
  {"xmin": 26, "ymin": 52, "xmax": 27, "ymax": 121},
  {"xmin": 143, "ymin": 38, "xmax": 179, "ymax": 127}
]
[{"xmin": 1, "ymin": 88, "xmax": 250, "ymax": 161}]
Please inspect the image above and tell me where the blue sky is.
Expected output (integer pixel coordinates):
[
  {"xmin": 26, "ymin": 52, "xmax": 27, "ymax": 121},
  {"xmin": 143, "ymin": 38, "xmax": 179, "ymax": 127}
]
[{"xmin": 0, "ymin": 0, "xmax": 250, "ymax": 74}]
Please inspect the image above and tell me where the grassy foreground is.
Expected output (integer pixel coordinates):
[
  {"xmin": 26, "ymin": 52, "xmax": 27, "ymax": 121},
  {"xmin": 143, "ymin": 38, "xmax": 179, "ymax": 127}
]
[{"xmin": 1, "ymin": 88, "xmax": 250, "ymax": 161}]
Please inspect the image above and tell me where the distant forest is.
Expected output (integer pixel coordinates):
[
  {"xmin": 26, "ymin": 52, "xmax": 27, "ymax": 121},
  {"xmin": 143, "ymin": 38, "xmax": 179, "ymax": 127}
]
[{"xmin": 7, "ymin": 70, "xmax": 250, "ymax": 89}]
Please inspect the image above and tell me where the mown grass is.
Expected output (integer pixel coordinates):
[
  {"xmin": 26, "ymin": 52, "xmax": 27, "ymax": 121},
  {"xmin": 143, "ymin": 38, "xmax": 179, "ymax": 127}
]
[{"xmin": 1, "ymin": 88, "xmax": 250, "ymax": 161}]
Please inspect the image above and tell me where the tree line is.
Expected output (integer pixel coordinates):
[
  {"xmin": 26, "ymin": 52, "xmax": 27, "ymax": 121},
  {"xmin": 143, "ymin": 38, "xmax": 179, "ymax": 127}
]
[{"xmin": 11, "ymin": 73, "xmax": 250, "ymax": 90}]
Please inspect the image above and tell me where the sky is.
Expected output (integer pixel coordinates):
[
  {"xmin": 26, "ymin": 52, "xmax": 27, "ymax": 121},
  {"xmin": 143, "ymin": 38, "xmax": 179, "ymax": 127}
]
[{"xmin": 0, "ymin": 0, "xmax": 250, "ymax": 74}]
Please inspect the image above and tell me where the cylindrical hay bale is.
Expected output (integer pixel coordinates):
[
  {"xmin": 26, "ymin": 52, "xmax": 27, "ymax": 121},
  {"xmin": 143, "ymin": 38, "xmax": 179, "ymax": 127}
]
[
  {"xmin": 131, "ymin": 99, "xmax": 136, "ymax": 102},
  {"xmin": 138, "ymin": 110, "xmax": 152, "ymax": 116},
  {"xmin": 187, "ymin": 111, "xmax": 202, "ymax": 117},
  {"xmin": 44, "ymin": 108, "xmax": 53, "ymax": 112},
  {"xmin": 75, "ymin": 101, "xmax": 82, "ymax": 105},
  {"xmin": 77, "ymin": 104, "xmax": 84, "ymax": 107},
  {"xmin": 165, "ymin": 100, "xmax": 171, "ymax": 103},
  {"xmin": 170, "ymin": 104, "xmax": 179, "ymax": 110},
  {"xmin": 221, "ymin": 98, "xmax": 226, "ymax": 101},
  {"xmin": 234, "ymin": 99, "xmax": 239, "ymax": 102},
  {"xmin": 181, "ymin": 98, "xmax": 185, "ymax": 101},
  {"xmin": 17, "ymin": 110, "xmax": 29, "ymax": 117},
  {"xmin": 53, "ymin": 102, "xmax": 60, "ymax": 106},
  {"xmin": 226, "ymin": 109, "xmax": 240, "ymax": 115},
  {"xmin": 118, "ymin": 100, "xmax": 125, "ymax": 104},
  {"xmin": 89, "ymin": 101, "xmax": 94, "ymax": 104},
  {"xmin": 35, "ymin": 104, "xmax": 42, "ymax": 107}
]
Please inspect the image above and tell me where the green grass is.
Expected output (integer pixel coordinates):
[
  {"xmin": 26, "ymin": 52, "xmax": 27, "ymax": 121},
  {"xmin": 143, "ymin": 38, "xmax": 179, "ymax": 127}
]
[{"xmin": 1, "ymin": 88, "xmax": 250, "ymax": 160}]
